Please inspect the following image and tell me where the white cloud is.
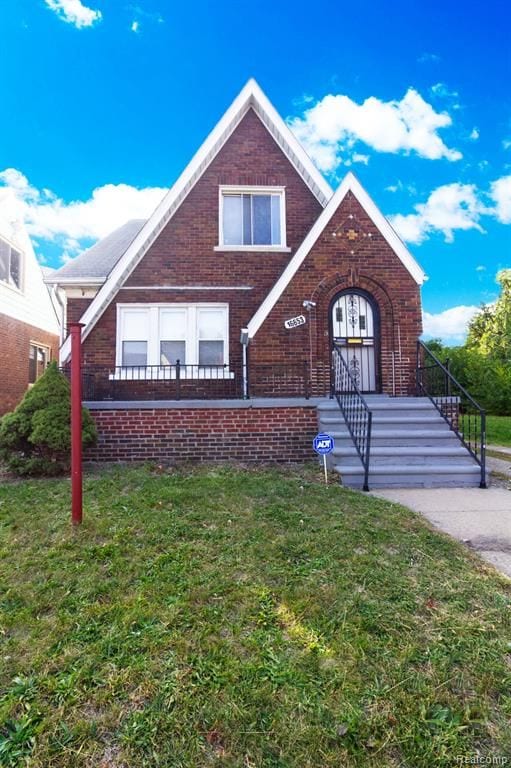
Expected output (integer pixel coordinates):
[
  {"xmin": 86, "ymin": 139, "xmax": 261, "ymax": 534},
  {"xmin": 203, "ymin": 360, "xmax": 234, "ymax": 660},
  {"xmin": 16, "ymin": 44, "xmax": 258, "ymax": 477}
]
[
  {"xmin": 476, "ymin": 265, "xmax": 486, "ymax": 272},
  {"xmin": 422, "ymin": 305, "xmax": 480, "ymax": 343},
  {"xmin": 352, "ymin": 153, "xmax": 369, "ymax": 165},
  {"xmin": 44, "ymin": 0, "xmax": 102, "ymax": 28},
  {"xmin": 0, "ymin": 168, "xmax": 167, "ymax": 260},
  {"xmin": 288, "ymin": 88, "xmax": 461, "ymax": 172},
  {"xmin": 489, "ymin": 175, "xmax": 511, "ymax": 224},
  {"xmin": 430, "ymin": 82, "xmax": 459, "ymax": 100},
  {"xmin": 503, "ymin": 139, "xmax": 511, "ymax": 150},
  {"xmin": 469, "ymin": 127, "xmax": 479, "ymax": 141},
  {"xmin": 389, "ymin": 183, "xmax": 486, "ymax": 244},
  {"xmin": 418, "ymin": 52, "xmax": 441, "ymax": 64}
]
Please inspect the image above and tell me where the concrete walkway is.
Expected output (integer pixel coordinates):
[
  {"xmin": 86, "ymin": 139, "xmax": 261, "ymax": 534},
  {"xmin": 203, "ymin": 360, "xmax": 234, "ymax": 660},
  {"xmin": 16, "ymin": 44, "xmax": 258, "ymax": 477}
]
[
  {"xmin": 371, "ymin": 487, "xmax": 511, "ymax": 578},
  {"xmin": 487, "ymin": 445, "xmax": 511, "ymax": 479}
]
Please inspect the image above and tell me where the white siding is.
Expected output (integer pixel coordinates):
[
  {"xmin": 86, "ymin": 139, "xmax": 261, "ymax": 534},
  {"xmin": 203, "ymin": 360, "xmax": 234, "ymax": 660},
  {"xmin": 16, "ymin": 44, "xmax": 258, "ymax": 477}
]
[{"xmin": 0, "ymin": 218, "xmax": 60, "ymax": 336}]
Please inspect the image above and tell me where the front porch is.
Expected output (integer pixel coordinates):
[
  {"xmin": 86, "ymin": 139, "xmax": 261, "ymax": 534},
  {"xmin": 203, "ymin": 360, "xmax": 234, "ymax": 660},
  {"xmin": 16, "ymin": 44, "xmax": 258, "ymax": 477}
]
[{"xmin": 79, "ymin": 360, "xmax": 331, "ymax": 402}]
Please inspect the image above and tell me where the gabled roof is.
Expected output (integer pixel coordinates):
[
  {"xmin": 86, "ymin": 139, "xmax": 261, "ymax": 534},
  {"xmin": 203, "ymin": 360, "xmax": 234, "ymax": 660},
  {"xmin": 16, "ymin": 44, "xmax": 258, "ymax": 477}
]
[
  {"xmin": 46, "ymin": 220, "xmax": 146, "ymax": 284},
  {"xmin": 60, "ymin": 79, "xmax": 333, "ymax": 361},
  {"xmin": 246, "ymin": 171, "xmax": 426, "ymax": 338}
]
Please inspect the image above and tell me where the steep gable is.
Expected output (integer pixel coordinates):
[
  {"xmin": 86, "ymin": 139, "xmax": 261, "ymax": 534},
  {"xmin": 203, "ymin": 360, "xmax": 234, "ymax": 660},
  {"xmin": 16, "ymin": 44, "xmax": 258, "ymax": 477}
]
[
  {"xmin": 126, "ymin": 108, "xmax": 323, "ymax": 288},
  {"xmin": 247, "ymin": 172, "xmax": 426, "ymax": 339},
  {"xmin": 60, "ymin": 79, "xmax": 332, "ymax": 361}
]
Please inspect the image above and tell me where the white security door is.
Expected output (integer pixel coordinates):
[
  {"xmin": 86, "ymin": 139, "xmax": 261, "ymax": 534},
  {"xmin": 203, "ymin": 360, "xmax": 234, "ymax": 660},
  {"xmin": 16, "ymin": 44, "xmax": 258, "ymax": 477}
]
[{"xmin": 331, "ymin": 292, "xmax": 377, "ymax": 392}]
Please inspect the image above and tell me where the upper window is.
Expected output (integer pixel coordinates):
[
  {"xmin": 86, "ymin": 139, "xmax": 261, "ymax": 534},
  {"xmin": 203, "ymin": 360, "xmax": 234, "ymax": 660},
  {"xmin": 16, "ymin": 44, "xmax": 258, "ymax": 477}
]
[
  {"xmin": 219, "ymin": 187, "xmax": 287, "ymax": 249},
  {"xmin": 117, "ymin": 304, "xmax": 229, "ymax": 369},
  {"xmin": 0, "ymin": 236, "xmax": 22, "ymax": 290}
]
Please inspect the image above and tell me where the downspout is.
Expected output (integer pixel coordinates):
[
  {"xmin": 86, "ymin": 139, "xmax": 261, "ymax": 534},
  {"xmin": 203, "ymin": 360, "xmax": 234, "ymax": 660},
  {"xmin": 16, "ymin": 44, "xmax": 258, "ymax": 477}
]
[
  {"xmin": 53, "ymin": 285, "xmax": 67, "ymax": 349},
  {"xmin": 240, "ymin": 328, "xmax": 249, "ymax": 399}
]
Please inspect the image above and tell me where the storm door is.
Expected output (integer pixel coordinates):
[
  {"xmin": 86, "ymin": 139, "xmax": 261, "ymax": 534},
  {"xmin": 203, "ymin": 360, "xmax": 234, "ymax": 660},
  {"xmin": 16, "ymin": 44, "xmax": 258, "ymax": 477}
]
[{"xmin": 331, "ymin": 291, "xmax": 379, "ymax": 393}]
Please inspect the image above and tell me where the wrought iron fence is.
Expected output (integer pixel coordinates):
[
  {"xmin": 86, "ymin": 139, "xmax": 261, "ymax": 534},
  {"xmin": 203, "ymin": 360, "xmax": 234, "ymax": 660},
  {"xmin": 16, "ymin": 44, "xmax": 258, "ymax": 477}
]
[
  {"xmin": 417, "ymin": 341, "xmax": 486, "ymax": 488},
  {"xmin": 64, "ymin": 360, "xmax": 312, "ymax": 401},
  {"xmin": 331, "ymin": 345, "xmax": 372, "ymax": 491}
]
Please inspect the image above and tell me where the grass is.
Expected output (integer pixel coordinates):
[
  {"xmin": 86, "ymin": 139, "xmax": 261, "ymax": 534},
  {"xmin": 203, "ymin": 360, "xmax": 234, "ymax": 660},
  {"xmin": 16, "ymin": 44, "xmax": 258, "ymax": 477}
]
[
  {"xmin": 486, "ymin": 415, "xmax": 511, "ymax": 447},
  {"xmin": 1, "ymin": 464, "xmax": 510, "ymax": 768}
]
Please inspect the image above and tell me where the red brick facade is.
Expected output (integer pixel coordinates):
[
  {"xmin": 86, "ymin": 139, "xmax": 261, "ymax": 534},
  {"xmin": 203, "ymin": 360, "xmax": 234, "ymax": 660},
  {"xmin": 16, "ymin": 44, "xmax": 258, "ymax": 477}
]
[
  {"xmin": 73, "ymin": 110, "xmax": 323, "ymax": 371},
  {"xmin": 68, "ymin": 107, "xmax": 422, "ymax": 400},
  {"xmin": 0, "ymin": 312, "xmax": 59, "ymax": 415},
  {"xmin": 250, "ymin": 191, "xmax": 422, "ymax": 395},
  {"xmin": 85, "ymin": 405, "xmax": 318, "ymax": 463}
]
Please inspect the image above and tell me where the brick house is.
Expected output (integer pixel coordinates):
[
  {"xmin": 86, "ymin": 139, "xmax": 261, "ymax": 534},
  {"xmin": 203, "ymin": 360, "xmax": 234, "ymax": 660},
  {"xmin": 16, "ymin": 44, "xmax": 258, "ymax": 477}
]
[
  {"xmin": 0, "ymin": 218, "xmax": 60, "ymax": 415},
  {"xmin": 48, "ymin": 80, "xmax": 486, "ymax": 488}
]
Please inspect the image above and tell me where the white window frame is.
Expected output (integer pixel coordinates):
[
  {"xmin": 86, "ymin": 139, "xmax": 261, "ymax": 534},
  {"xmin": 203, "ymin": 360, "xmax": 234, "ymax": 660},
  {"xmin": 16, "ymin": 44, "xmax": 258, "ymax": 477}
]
[
  {"xmin": 114, "ymin": 303, "xmax": 231, "ymax": 380},
  {"xmin": 215, "ymin": 185, "xmax": 290, "ymax": 252},
  {"xmin": 0, "ymin": 234, "xmax": 23, "ymax": 292},
  {"xmin": 28, "ymin": 342, "xmax": 50, "ymax": 385}
]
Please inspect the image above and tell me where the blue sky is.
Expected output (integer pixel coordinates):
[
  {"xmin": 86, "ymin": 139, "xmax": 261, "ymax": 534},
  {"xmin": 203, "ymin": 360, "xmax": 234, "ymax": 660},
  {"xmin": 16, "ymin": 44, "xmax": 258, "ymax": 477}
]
[{"xmin": 1, "ymin": 0, "xmax": 510, "ymax": 342}]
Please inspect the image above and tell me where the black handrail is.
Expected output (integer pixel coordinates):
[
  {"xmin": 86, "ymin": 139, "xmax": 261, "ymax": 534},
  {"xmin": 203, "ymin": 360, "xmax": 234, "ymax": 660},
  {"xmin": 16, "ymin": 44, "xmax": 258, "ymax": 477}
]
[
  {"xmin": 331, "ymin": 345, "xmax": 373, "ymax": 491},
  {"xmin": 417, "ymin": 341, "xmax": 486, "ymax": 488}
]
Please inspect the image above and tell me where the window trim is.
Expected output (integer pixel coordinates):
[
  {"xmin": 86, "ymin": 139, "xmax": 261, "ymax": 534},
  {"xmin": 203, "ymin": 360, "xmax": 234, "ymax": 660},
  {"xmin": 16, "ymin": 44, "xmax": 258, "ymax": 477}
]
[
  {"xmin": 115, "ymin": 303, "xmax": 230, "ymax": 376},
  {"xmin": 217, "ymin": 185, "xmax": 289, "ymax": 251},
  {"xmin": 0, "ymin": 234, "xmax": 24, "ymax": 293},
  {"xmin": 28, "ymin": 342, "xmax": 51, "ymax": 385}
]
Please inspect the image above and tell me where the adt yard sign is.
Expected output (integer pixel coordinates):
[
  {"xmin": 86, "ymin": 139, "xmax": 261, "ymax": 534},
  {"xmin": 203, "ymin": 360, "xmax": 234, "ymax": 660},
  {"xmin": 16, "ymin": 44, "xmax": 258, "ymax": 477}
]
[
  {"xmin": 313, "ymin": 433, "xmax": 334, "ymax": 455},
  {"xmin": 313, "ymin": 432, "xmax": 334, "ymax": 484}
]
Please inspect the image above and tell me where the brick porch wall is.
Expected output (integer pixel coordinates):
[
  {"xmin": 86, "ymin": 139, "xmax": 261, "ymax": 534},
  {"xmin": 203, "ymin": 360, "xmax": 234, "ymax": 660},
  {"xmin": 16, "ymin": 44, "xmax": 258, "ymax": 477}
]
[
  {"xmin": 0, "ymin": 312, "xmax": 59, "ymax": 415},
  {"xmin": 85, "ymin": 405, "xmax": 318, "ymax": 463}
]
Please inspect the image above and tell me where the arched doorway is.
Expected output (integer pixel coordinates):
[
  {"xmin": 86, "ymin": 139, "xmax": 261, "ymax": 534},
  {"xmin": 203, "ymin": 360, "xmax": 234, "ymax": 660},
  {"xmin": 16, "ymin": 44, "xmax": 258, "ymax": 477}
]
[{"xmin": 330, "ymin": 289, "xmax": 380, "ymax": 393}]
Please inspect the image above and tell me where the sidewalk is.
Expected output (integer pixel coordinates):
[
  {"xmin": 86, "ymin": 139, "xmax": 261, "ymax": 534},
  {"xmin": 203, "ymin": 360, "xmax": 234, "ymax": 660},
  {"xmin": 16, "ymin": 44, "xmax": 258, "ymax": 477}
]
[
  {"xmin": 487, "ymin": 444, "xmax": 511, "ymax": 482},
  {"xmin": 371, "ymin": 487, "xmax": 511, "ymax": 578}
]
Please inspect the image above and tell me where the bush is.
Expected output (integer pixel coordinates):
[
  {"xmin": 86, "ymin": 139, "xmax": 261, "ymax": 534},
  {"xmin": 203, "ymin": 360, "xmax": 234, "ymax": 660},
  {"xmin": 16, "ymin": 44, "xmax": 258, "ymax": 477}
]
[
  {"xmin": 0, "ymin": 362, "xmax": 97, "ymax": 476},
  {"xmin": 441, "ymin": 346, "xmax": 511, "ymax": 416}
]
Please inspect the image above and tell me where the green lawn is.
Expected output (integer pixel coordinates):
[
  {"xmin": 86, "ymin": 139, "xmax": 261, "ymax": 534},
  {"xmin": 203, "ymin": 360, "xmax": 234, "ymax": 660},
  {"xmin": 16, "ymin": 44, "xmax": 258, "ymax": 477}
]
[
  {"xmin": 1, "ymin": 465, "xmax": 510, "ymax": 768},
  {"xmin": 486, "ymin": 415, "xmax": 511, "ymax": 447}
]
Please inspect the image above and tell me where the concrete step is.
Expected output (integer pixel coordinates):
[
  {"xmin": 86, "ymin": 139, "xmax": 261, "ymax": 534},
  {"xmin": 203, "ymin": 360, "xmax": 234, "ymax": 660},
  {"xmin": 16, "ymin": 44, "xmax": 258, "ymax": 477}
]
[
  {"xmin": 315, "ymin": 396, "xmax": 483, "ymax": 489},
  {"xmin": 332, "ymin": 446, "xmax": 474, "ymax": 466},
  {"xmin": 320, "ymin": 415, "xmax": 447, "ymax": 428},
  {"xmin": 334, "ymin": 463, "xmax": 483, "ymax": 489},
  {"xmin": 326, "ymin": 429, "xmax": 459, "ymax": 446}
]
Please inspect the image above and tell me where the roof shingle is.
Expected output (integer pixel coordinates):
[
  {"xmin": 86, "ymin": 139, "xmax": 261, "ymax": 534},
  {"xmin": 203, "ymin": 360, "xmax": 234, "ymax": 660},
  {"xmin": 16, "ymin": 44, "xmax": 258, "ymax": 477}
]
[{"xmin": 48, "ymin": 220, "xmax": 146, "ymax": 282}]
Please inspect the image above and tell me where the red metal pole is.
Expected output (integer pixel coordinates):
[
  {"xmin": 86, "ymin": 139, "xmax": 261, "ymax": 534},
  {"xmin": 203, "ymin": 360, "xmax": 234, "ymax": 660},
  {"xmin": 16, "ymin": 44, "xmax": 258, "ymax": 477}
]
[{"xmin": 69, "ymin": 323, "xmax": 84, "ymax": 525}]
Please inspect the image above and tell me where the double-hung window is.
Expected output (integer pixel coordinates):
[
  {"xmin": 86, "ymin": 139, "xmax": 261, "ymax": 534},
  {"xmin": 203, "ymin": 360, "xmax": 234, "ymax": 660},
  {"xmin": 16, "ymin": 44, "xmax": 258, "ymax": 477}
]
[
  {"xmin": 218, "ymin": 187, "xmax": 287, "ymax": 249},
  {"xmin": 117, "ymin": 304, "xmax": 229, "ymax": 374},
  {"xmin": 0, "ymin": 235, "xmax": 22, "ymax": 290}
]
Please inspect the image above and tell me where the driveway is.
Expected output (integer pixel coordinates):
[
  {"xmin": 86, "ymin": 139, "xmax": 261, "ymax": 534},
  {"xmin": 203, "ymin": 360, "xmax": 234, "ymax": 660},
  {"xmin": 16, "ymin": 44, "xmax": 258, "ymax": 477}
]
[{"xmin": 371, "ymin": 486, "xmax": 511, "ymax": 578}]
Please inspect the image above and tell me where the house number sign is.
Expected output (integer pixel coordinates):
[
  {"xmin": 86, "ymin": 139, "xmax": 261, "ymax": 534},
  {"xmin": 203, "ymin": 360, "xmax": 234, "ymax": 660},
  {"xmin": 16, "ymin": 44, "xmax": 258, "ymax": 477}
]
[{"xmin": 284, "ymin": 315, "xmax": 306, "ymax": 329}]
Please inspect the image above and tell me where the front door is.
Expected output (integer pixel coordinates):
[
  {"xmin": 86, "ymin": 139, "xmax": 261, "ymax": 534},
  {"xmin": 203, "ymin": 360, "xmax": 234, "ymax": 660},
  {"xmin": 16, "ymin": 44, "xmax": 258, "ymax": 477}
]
[{"xmin": 331, "ymin": 291, "xmax": 379, "ymax": 393}]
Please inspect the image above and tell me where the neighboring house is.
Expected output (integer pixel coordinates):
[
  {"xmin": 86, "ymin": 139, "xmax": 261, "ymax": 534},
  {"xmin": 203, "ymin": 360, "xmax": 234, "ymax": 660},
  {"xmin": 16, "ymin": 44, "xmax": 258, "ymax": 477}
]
[
  {"xmin": 47, "ymin": 80, "xmax": 485, "ymax": 488},
  {"xmin": 0, "ymin": 219, "xmax": 60, "ymax": 415}
]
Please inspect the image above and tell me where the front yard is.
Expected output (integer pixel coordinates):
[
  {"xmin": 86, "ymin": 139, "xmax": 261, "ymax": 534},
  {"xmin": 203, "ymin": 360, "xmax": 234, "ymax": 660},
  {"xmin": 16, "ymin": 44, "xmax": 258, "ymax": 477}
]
[
  {"xmin": 1, "ymin": 465, "xmax": 510, "ymax": 767},
  {"xmin": 487, "ymin": 415, "xmax": 511, "ymax": 448}
]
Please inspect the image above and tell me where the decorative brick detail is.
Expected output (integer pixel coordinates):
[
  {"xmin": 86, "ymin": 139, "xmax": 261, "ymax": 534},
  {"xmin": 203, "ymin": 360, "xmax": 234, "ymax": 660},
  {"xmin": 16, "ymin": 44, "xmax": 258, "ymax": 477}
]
[
  {"xmin": 0, "ymin": 312, "xmax": 59, "ymax": 415},
  {"xmin": 85, "ymin": 406, "xmax": 318, "ymax": 463},
  {"xmin": 250, "ymin": 191, "xmax": 422, "ymax": 396}
]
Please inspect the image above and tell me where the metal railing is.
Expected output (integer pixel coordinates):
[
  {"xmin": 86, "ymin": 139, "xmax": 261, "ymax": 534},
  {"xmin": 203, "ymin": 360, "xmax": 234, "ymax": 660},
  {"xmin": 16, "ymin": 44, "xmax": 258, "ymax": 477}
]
[
  {"xmin": 66, "ymin": 360, "xmax": 312, "ymax": 402},
  {"xmin": 331, "ymin": 345, "xmax": 372, "ymax": 491},
  {"xmin": 417, "ymin": 341, "xmax": 486, "ymax": 488}
]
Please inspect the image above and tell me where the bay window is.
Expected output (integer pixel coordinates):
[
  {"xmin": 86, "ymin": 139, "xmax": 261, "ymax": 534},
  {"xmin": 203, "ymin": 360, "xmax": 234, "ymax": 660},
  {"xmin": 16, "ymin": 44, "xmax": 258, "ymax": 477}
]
[{"xmin": 116, "ymin": 304, "xmax": 229, "ymax": 375}]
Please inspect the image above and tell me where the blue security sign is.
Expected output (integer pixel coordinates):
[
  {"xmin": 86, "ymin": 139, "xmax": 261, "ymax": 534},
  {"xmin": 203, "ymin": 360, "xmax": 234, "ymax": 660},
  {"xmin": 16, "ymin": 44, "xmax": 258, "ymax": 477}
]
[{"xmin": 313, "ymin": 433, "xmax": 335, "ymax": 455}]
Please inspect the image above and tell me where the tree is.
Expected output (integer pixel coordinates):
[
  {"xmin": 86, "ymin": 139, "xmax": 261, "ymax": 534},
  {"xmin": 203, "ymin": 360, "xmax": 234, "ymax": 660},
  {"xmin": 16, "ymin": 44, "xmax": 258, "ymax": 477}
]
[
  {"xmin": 467, "ymin": 269, "xmax": 511, "ymax": 362},
  {"xmin": 0, "ymin": 362, "xmax": 97, "ymax": 476}
]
